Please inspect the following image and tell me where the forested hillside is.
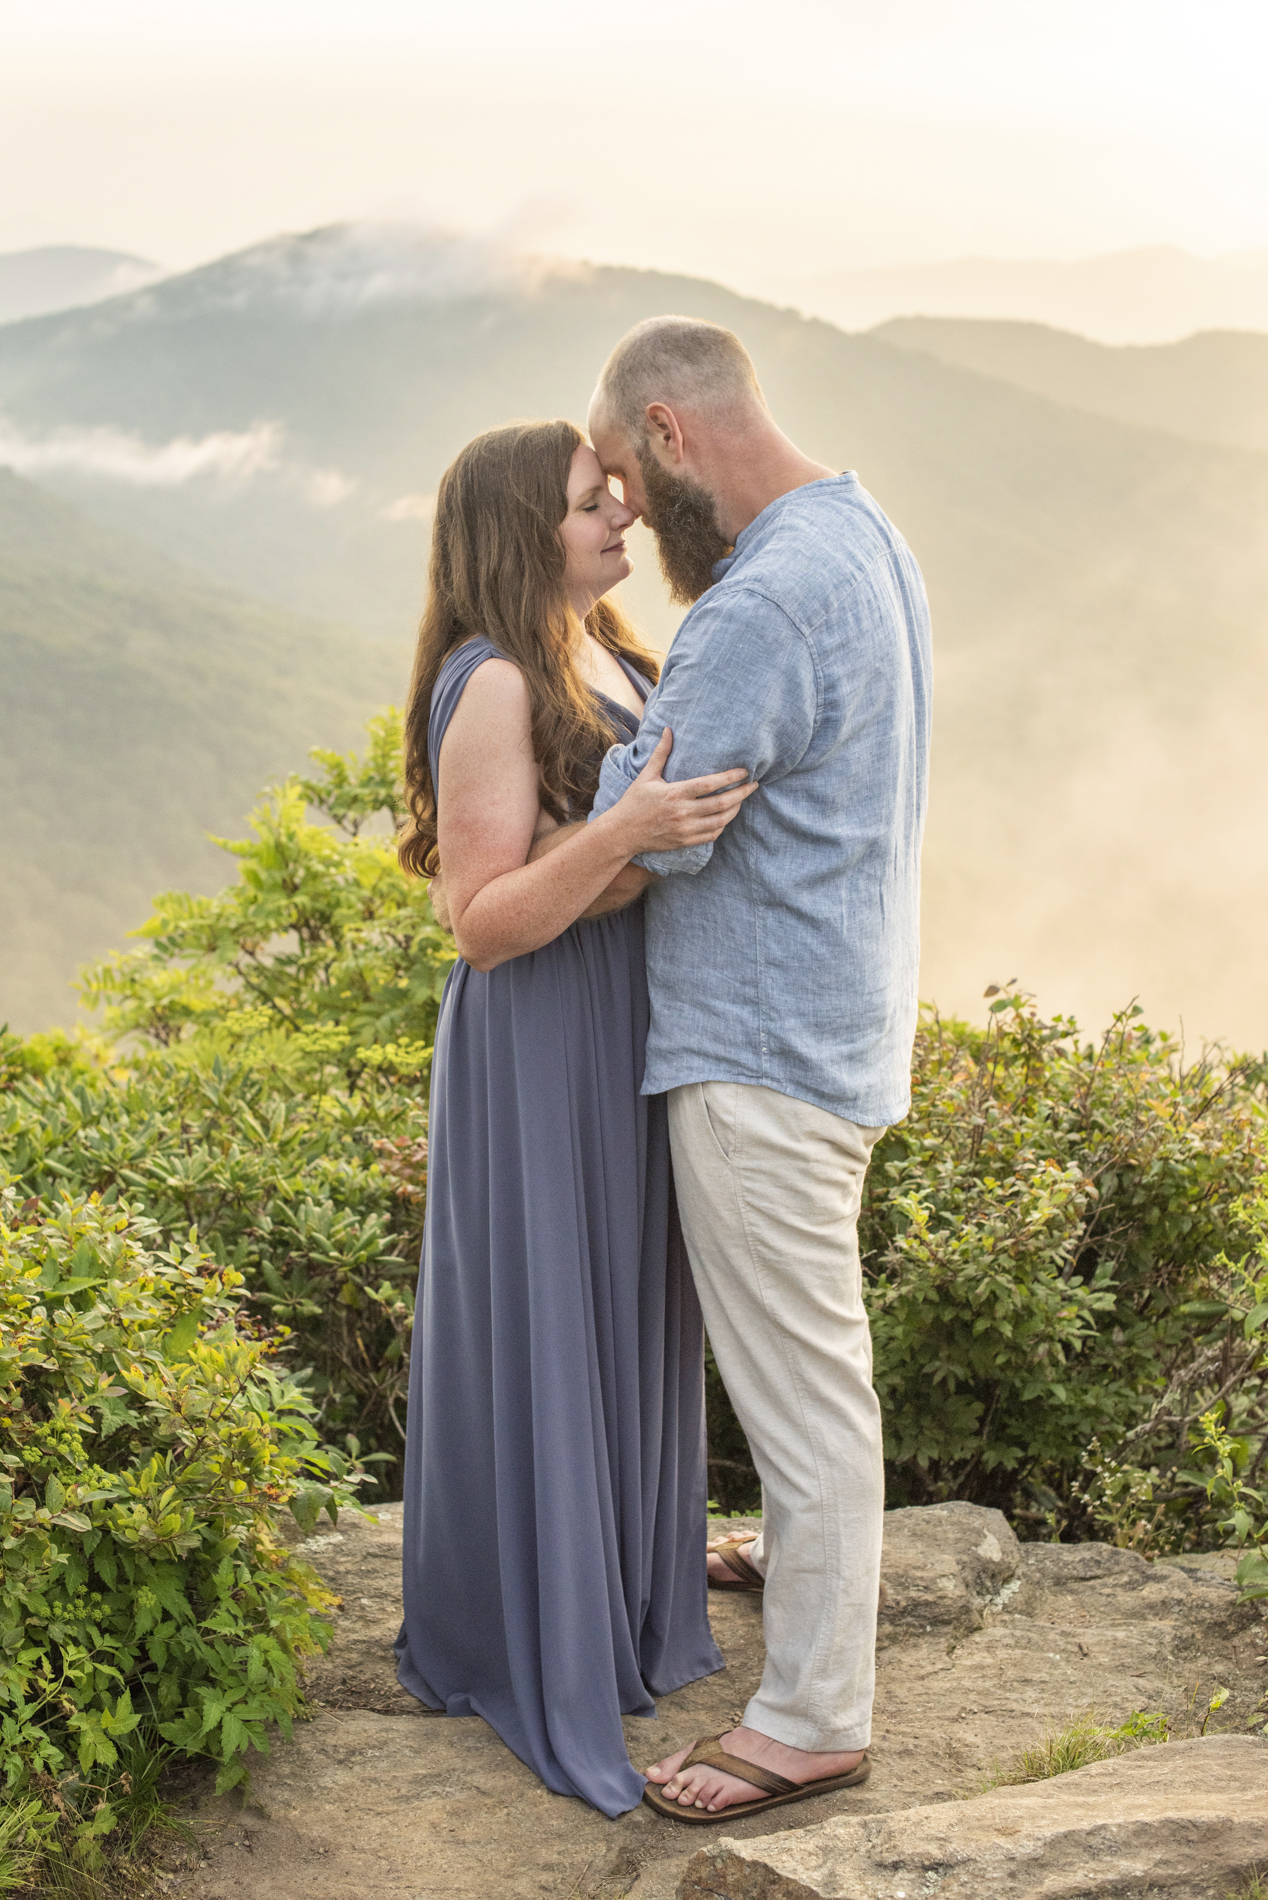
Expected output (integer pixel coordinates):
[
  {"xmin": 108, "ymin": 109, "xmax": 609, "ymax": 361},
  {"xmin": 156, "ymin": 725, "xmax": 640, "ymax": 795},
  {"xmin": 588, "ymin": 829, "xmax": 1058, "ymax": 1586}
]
[
  {"xmin": 2, "ymin": 225, "xmax": 1267, "ymax": 1042},
  {"xmin": 876, "ymin": 316, "xmax": 1268, "ymax": 453},
  {"xmin": 0, "ymin": 469, "xmax": 406, "ymax": 1028}
]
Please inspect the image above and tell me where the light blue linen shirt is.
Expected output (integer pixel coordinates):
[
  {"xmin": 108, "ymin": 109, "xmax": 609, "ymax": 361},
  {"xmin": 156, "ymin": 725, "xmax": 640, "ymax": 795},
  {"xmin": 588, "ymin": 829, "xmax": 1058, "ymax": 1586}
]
[{"xmin": 591, "ymin": 472, "xmax": 932, "ymax": 1128}]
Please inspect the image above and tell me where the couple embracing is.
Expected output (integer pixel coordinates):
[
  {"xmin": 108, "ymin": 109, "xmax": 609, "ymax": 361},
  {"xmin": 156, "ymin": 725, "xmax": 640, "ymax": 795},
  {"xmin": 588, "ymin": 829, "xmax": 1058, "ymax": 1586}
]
[{"xmin": 393, "ymin": 317, "xmax": 932, "ymax": 1821}]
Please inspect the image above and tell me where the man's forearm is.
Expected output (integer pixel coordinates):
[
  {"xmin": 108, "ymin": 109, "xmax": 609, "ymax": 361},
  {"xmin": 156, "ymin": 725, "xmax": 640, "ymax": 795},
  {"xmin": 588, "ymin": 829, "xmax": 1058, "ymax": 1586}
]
[
  {"xmin": 530, "ymin": 820, "xmax": 651, "ymax": 915},
  {"xmin": 527, "ymin": 820, "xmax": 585, "ymax": 861},
  {"xmin": 580, "ymin": 863, "xmax": 653, "ymax": 916}
]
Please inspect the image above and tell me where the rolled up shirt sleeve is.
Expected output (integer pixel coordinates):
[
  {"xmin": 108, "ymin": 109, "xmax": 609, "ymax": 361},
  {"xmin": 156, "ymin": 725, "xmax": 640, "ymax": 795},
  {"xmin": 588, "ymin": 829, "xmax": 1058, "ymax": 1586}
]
[{"xmin": 591, "ymin": 585, "xmax": 820, "ymax": 875}]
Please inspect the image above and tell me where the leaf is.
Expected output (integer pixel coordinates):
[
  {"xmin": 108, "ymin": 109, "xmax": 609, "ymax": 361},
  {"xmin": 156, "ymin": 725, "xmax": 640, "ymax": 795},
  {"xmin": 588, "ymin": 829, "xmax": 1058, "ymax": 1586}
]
[
  {"xmin": 1235, "ymin": 1549, "xmax": 1268, "ymax": 1604},
  {"xmin": 163, "ymin": 1311, "xmax": 201, "ymax": 1361},
  {"xmin": 158, "ymin": 1713, "xmax": 204, "ymax": 1750},
  {"xmin": 289, "ymin": 1488, "xmax": 327, "ymax": 1534},
  {"xmin": 196, "ymin": 1695, "xmax": 228, "ymax": 1740}
]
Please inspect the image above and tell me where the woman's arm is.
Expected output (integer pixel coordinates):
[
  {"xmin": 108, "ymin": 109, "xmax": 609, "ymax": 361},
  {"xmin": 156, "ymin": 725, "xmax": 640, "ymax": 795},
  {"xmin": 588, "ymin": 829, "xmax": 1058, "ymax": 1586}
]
[
  {"xmin": 437, "ymin": 658, "xmax": 753, "ymax": 971},
  {"xmin": 528, "ymin": 820, "xmax": 653, "ymax": 918},
  {"xmin": 425, "ymin": 832, "xmax": 647, "ymax": 935}
]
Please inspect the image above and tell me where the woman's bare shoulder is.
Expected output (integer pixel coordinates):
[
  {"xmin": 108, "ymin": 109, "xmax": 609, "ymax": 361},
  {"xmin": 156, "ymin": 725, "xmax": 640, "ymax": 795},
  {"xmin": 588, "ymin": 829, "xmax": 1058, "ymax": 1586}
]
[
  {"xmin": 442, "ymin": 653, "xmax": 532, "ymax": 760},
  {"xmin": 451, "ymin": 653, "xmax": 529, "ymax": 713}
]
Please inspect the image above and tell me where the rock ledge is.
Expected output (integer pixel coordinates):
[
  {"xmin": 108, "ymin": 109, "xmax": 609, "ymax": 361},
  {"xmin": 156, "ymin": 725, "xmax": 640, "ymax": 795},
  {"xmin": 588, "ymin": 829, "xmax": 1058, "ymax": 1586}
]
[{"xmin": 679, "ymin": 1733, "xmax": 1268, "ymax": 1900}]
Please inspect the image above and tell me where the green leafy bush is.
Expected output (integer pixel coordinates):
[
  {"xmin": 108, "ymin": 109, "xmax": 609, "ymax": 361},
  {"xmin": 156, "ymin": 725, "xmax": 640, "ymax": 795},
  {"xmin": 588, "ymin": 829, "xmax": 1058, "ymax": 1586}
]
[
  {"xmin": 79, "ymin": 711, "xmax": 450, "ymax": 1056},
  {"xmin": 862, "ymin": 990, "xmax": 1267, "ymax": 1527},
  {"xmin": 1076, "ymin": 1182, "xmax": 1268, "ymax": 1567},
  {"xmin": 710, "ymin": 988, "xmax": 1268, "ymax": 1523},
  {"xmin": 3, "ymin": 1051, "xmax": 425, "ymax": 1497},
  {"xmin": 0, "ymin": 1028, "xmax": 101, "ymax": 1094},
  {"xmin": 1, "ymin": 713, "xmax": 453, "ymax": 1496},
  {"xmin": 0, "ymin": 1183, "xmax": 368, "ymax": 1875}
]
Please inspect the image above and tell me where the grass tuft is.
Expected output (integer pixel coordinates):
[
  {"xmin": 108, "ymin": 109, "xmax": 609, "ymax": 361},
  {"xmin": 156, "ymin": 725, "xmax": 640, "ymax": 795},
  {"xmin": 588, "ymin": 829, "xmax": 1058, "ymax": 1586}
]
[
  {"xmin": 0, "ymin": 1741, "xmax": 193, "ymax": 1899},
  {"xmin": 0, "ymin": 1797, "xmax": 51, "ymax": 1895},
  {"xmin": 983, "ymin": 1708, "xmax": 1170, "ymax": 1788}
]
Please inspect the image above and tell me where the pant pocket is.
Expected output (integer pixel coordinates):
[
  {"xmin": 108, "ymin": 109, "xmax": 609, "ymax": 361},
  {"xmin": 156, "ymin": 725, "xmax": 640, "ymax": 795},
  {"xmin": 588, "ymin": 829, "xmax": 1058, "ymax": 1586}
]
[{"xmin": 700, "ymin": 1081, "xmax": 740, "ymax": 1163}]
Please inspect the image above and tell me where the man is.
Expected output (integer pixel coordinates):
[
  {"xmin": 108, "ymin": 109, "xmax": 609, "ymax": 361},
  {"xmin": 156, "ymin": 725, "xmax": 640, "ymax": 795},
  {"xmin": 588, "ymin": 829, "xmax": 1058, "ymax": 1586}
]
[{"xmin": 586, "ymin": 315, "xmax": 932, "ymax": 1818}]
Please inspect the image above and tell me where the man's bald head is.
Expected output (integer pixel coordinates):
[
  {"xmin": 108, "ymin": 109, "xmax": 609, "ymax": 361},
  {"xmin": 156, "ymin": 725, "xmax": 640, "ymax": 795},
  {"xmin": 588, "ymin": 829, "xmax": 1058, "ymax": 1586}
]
[{"xmin": 590, "ymin": 315, "xmax": 766, "ymax": 448}]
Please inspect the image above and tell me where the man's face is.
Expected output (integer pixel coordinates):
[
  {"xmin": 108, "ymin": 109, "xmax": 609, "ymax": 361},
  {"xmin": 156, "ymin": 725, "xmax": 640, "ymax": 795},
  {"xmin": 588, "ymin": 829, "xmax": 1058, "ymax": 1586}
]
[{"xmin": 590, "ymin": 406, "xmax": 732, "ymax": 607}]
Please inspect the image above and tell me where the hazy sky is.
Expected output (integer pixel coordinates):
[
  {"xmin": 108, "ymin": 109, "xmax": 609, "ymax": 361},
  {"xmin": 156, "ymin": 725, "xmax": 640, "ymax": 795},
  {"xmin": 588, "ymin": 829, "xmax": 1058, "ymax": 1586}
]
[{"xmin": 3, "ymin": 0, "xmax": 1268, "ymax": 295}]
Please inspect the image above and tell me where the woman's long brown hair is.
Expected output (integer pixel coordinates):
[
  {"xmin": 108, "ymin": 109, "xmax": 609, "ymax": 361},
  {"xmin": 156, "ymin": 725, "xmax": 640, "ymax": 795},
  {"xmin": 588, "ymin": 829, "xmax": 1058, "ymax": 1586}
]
[{"xmin": 399, "ymin": 419, "xmax": 661, "ymax": 878}]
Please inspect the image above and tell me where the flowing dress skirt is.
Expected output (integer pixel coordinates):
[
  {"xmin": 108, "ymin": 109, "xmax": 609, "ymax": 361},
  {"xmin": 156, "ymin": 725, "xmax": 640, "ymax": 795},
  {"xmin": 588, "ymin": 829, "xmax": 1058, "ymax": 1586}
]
[{"xmin": 395, "ymin": 900, "xmax": 722, "ymax": 1816}]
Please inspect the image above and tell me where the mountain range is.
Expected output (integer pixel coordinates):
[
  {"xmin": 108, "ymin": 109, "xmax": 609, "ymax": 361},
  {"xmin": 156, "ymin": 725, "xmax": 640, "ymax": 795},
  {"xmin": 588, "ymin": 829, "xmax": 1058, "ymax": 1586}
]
[
  {"xmin": 876, "ymin": 317, "xmax": 1268, "ymax": 455},
  {"xmin": 796, "ymin": 247, "xmax": 1268, "ymax": 345},
  {"xmin": 1, "ymin": 223, "xmax": 1266, "ymax": 1047},
  {"xmin": 9, "ymin": 240, "xmax": 1268, "ymax": 347}
]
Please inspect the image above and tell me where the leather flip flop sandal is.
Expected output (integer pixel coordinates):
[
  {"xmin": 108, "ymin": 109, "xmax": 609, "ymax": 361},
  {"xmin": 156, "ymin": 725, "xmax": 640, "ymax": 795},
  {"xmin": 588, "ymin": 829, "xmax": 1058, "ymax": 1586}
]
[
  {"xmin": 642, "ymin": 1733, "xmax": 870, "ymax": 1824},
  {"xmin": 707, "ymin": 1535, "xmax": 764, "ymax": 1592}
]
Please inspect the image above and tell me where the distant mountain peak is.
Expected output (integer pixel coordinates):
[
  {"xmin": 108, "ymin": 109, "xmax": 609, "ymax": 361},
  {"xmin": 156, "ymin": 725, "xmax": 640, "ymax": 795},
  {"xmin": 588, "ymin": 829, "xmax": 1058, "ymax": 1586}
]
[
  {"xmin": 0, "ymin": 244, "xmax": 164, "ymax": 325},
  {"xmin": 143, "ymin": 223, "xmax": 538, "ymax": 320}
]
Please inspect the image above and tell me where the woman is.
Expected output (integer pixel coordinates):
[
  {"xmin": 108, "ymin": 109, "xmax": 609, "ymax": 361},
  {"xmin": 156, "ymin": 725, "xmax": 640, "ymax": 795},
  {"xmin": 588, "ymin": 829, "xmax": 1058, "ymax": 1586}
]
[{"xmin": 393, "ymin": 419, "xmax": 756, "ymax": 1816}]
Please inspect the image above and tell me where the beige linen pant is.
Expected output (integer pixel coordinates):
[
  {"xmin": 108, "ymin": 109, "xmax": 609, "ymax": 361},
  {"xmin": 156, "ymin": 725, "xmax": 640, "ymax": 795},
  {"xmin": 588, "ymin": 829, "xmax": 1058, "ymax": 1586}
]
[{"xmin": 667, "ymin": 1081, "xmax": 885, "ymax": 1752}]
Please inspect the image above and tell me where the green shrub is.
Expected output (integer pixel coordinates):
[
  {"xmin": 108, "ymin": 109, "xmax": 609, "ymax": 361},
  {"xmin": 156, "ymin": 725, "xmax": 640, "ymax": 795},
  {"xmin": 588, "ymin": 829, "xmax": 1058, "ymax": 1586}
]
[
  {"xmin": 0, "ymin": 1027, "xmax": 102, "ymax": 1093},
  {"xmin": 0, "ymin": 713, "xmax": 453, "ymax": 1497},
  {"xmin": 706, "ymin": 991, "xmax": 1268, "ymax": 1525},
  {"xmin": 1077, "ymin": 1183, "xmax": 1268, "ymax": 1564},
  {"xmin": 78, "ymin": 712, "xmax": 450, "ymax": 1057},
  {"xmin": 0, "ymin": 1182, "xmax": 368, "ymax": 1873},
  {"xmin": 3, "ymin": 1049, "xmax": 426, "ymax": 1498},
  {"xmin": 857, "ymin": 990, "xmax": 1267, "ymax": 1527}
]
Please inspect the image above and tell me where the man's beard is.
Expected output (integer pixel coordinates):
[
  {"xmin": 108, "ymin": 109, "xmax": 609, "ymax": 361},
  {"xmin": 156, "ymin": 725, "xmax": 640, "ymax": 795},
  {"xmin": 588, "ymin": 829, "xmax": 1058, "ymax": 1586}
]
[{"xmin": 637, "ymin": 449, "xmax": 733, "ymax": 606}]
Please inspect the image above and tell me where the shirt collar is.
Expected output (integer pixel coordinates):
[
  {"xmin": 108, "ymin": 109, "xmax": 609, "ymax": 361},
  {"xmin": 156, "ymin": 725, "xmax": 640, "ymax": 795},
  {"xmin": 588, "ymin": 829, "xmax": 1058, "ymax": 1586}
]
[{"xmin": 710, "ymin": 471, "xmax": 857, "ymax": 585}]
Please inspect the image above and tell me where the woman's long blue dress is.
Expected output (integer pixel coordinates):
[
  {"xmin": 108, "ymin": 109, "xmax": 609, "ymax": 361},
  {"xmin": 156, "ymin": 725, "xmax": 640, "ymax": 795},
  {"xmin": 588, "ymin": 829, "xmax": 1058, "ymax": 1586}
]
[{"xmin": 395, "ymin": 637, "xmax": 723, "ymax": 1817}]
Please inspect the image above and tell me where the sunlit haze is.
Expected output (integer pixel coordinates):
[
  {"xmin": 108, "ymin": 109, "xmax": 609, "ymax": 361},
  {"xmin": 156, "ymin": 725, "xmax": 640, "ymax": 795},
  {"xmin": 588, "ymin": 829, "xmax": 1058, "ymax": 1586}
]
[
  {"xmin": 4, "ymin": 0, "xmax": 1268, "ymax": 299},
  {"xmin": 5, "ymin": 1, "xmax": 1268, "ymax": 1047}
]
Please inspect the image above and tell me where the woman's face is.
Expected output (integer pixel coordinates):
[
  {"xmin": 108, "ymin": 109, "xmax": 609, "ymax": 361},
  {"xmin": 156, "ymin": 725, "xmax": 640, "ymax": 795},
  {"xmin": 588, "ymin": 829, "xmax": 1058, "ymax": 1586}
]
[{"xmin": 559, "ymin": 443, "xmax": 636, "ymax": 616}]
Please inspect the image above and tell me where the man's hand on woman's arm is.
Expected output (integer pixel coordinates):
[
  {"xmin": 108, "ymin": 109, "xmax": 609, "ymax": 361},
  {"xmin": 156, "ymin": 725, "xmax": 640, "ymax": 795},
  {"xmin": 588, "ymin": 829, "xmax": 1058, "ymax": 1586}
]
[{"xmin": 434, "ymin": 659, "xmax": 754, "ymax": 971}]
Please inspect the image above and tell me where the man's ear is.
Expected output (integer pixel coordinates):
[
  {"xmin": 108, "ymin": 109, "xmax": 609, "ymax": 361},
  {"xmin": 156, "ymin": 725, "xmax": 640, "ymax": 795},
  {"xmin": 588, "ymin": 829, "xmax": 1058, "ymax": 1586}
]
[{"xmin": 644, "ymin": 402, "xmax": 687, "ymax": 467}]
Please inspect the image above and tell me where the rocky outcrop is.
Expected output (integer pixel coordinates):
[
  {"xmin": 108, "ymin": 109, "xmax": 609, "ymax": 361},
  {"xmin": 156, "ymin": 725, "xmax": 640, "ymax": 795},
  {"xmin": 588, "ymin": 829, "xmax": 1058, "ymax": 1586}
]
[
  {"xmin": 875, "ymin": 1500, "xmax": 1021, "ymax": 1644},
  {"xmin": 155, "ymin": 1504, "xmax": 1268, "ymax": 1900},
  {"xmin": 677, "ymin": 1735, "xmax": 1268, "ymax": 1899}
]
